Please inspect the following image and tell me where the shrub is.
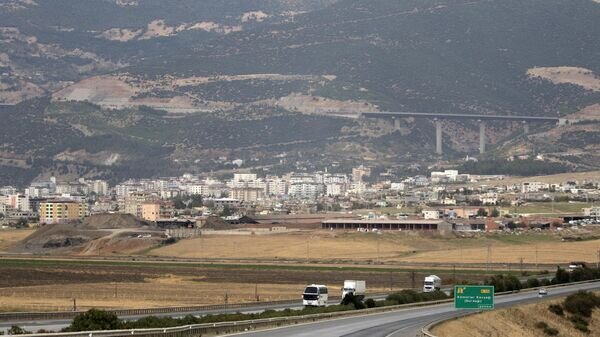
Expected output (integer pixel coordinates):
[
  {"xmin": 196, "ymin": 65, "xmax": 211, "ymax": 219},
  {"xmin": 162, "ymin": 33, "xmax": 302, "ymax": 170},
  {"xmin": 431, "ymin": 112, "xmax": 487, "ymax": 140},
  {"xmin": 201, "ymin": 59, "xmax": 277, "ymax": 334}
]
[
  {"xmin": 569, "ymin": 314, "xmax": 589, "ymax": 332},
  {"xmin": 420, "ymin": 290, "xmax": 450, "ymax": 301},
  {"xmin": 7, "ymin": 326, "xmax": 31, "ymax": 335},
  {"xmin": 526, "ymin": 278, "xmax": 540, "ymax": 288},
  {"xmin": 386, "ymin": 289, "xmax": 420, "ymax": 305},
  {"xmin": 485, "ymin": 274, "xmax": 522, "ymax": 293},
  {"xmin": 543, "ymin": 327, "xmax": 559, "ymax": 336},
  {"xmin": 63, "ymin": 309, "xmax": 121, "ymax": 332},
  {"xmin": 163, "ymin": 237, "xmax": 178, "ymax": 245},
  {"xmin": 555, "ymin": 267, "xmax": 570, "ymax": 284},
  {"xmin": 535, "ymin": 321, "xmax": 548, "ymax": 329},
  {"xmin": 569, "ymin": 314, "xmax": 588, "ymax": 326},
  {"xmin": 563, "ymin": 291, "xmax": 600, "ymax": 318},
  {"xmin": 548, "ymin": 304, "xmax": 564, "ymax": 316},
  {"xmin": 364, "ymin": 298, "xmax": 376, "ymax": 308},
  {"xmin": 341, "ymin": 293, "xmax": 366, "ymax": 310},
  {"xmin": 573, "ymin": 321, "xmax": 590, "ymax": 333}
]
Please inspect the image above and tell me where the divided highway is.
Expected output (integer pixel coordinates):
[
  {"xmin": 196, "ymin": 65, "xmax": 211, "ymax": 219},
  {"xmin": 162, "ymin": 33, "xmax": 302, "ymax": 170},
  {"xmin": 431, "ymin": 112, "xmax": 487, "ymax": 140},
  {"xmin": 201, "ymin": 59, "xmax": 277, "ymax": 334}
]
[
  {"xmin": 220, "ymin": 281, "xmax": 600, "ymax": 337},
  {"xmin": 0, "ymin": 279, "xmax": 590, "ymax": 336}
]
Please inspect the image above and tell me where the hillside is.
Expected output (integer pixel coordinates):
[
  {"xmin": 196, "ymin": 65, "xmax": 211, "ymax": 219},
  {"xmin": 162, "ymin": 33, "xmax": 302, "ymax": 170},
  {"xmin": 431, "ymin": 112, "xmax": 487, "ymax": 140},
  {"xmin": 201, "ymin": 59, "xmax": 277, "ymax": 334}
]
[
  {"xmin": 432, "ymin": 296, "xmax": 600, "ymax": 337},
  {"xmin": 0, "ymin": 0, "xmax": 599, "ymax": 184}
]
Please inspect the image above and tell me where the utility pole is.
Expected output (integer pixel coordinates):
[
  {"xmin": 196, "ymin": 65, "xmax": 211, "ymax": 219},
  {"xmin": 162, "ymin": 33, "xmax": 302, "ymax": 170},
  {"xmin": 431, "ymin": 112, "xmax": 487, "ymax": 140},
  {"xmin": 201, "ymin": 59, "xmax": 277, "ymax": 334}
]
[
  {"xmin": 306, "ymin": 240, "xmax": 310, "ymax": 261},
  {"xmin": 389, "ymin": 272, "xmax": 393, "ymax": 291},
  {"xmin": 411, "ymin": 271, "xmax": 416, "ymax": 290},
  {"xmin": 453, "ymin": 264, "xmax": 456, "ymax": 286},
  {"xmin": 486, "ymin": 243, "xmax": 492, "ymax": 271},
  {"xmin": 255, "ymin": 283, "xmax": 259, "ymax": 302},
  {"xmin": 597, "ymin": 249, "xmax": 600, "ymax": 271},
  {"xmin": 72, "ymin": 298, "xmax": 77, "ymax": 312},
  {"xmin": 377, "ymin": 237, "xmax": 381, "ymax": 264},
  {"xmin": 520, "ymin": 257, "xmax": 524, "ymax": 276}
]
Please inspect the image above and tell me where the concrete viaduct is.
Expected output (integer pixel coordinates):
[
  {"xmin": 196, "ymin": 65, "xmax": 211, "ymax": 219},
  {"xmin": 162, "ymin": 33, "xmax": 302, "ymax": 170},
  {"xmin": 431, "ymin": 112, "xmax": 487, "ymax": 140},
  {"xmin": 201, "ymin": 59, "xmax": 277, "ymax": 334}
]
[{"xmin": 359, "ymin": 111, "xmax": 564, "ymax": 155}]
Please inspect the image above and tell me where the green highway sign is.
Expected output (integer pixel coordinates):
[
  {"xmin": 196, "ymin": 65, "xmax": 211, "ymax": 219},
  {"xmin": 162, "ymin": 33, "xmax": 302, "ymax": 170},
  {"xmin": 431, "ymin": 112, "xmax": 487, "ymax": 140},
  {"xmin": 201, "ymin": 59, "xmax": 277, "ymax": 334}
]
[{"xmin": 454, "ymin": 285, "xmax": 494, "ymax": 309}]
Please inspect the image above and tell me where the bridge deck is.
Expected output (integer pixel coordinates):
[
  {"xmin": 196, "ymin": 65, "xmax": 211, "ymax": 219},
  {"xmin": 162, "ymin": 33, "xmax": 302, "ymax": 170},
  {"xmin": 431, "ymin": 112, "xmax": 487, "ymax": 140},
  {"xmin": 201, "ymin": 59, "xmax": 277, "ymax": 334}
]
[{"xmin": 361, "ymin": 111, "xmax": 559, "ymax": 122}]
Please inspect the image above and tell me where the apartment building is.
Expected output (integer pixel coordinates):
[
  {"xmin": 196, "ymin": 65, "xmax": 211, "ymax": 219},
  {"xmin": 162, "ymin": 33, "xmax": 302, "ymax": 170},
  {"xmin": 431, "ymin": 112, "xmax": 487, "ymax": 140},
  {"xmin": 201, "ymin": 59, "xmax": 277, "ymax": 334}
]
[{"xmin": 40, "ymin": 200, "xmax": 86, "ymax": 224}]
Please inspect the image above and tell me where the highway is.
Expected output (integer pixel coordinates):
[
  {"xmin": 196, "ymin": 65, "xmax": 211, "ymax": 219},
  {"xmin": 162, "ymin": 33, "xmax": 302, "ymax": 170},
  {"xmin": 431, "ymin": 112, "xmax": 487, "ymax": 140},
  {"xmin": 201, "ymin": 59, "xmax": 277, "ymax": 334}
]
[
  {"xmin": 220, "ymin": 281, "xmax": 600, "ymax": 337},
  {"xmin": 0, "ymin": 282, "xmax": 600, "ymax": 337}
]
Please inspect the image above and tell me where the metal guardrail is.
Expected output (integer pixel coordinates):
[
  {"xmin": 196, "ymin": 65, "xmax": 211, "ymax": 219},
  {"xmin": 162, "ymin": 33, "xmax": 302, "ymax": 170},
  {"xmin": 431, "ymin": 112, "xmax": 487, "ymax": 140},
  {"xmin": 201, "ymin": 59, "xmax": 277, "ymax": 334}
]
[
  {"xmin": 0, "ymin": 292, "xmax": 393, "ymax": 323},
  {"xmin": 0, "ymin": 299, "xmax": 304, "ymax": 323},
  {"xmin": 0, "ymin": 293, "xmax": 397, "ymax": 323},
  {"xmin": 12, "ymin": 298, "xmax": 456, "ymax": 337}
]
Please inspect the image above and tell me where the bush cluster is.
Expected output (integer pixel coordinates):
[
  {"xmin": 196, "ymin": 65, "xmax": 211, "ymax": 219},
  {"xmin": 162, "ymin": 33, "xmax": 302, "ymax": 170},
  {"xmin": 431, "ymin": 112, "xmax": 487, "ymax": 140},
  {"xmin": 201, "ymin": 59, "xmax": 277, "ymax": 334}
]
[
  {"xmin": 534, "ymin": 321, "xmax": 558, "ymax": 336},
  {"xmin": 385, "ymin": 290, "xmax": 449, "ymax": 305},
  {"xmin": 485, "ymin": 274, "xmax": 522, "ymax": 293},
  {"xmin": 550, "ymin": 291, "xmax": 600, "ymax": 334}
]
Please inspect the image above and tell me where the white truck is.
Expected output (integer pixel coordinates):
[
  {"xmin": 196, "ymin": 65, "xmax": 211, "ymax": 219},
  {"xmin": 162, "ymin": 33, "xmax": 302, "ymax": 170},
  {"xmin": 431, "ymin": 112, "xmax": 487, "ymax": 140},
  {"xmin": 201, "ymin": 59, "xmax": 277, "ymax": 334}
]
[
  {"xmin": 423, "ymin": 275, "xmax": 441, "ymax": 292},
  {"xmin": 342, "ymin": 280, "xmax": 366, "ymax": 300}
]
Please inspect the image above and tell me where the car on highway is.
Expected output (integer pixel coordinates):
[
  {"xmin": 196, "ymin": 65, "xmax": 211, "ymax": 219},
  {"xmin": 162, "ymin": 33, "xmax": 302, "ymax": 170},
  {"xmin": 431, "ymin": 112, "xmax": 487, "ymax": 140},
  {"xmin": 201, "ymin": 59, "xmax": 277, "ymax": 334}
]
[{"xmin": 538, "ymin": 288, "xmax": 548, "ymax": 297}]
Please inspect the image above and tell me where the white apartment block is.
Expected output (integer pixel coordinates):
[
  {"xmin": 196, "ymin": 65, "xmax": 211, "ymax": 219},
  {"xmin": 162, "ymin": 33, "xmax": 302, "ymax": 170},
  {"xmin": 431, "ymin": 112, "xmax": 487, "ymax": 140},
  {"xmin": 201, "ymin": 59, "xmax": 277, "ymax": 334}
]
[
  {"xmin": 0, "ymin": 194, "xmax": 30, "ymax": 211},
  {"xmin": 233, "ymin": 173, "xmax": 257, "ymax": 182},
  {"xmin": 289, "ymin": 183, "xmax": 322, "ymax": 199},
  {"xmin": 266, "ymin": 178, "xmax": 287, "ymax": 196},
  {"xmin": 521, "ymin": 182, "xmax": 549, "ymax": 193},
  {"xmin": 326, "ymin": 183, "xmax": 345, "ymax": 196}
]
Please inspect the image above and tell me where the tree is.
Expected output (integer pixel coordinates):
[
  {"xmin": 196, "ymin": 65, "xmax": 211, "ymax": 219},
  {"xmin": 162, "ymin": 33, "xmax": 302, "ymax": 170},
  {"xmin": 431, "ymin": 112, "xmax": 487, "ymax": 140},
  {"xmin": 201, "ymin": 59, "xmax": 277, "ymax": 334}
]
[
  {"xmin": 554, "ymin": 267, "xmax": 570, "ymax": 284},
  {"xmin": 490, "ymin": 208, "xmax": 500, "ymax": 217},
  {"xmin": 220, "ymin": 205, "xmax": 234, "ymax": 217},
  {"xmin": 63, "ymin": 309, "xmax": 121, "ymax": 332},
  {"xmin": 477, "ymin": 208, "xmax": 488, "ymax": 217},
  {"xmin": 506, "ymin": 221, "xmax": 517, "ymax": 230},
  {"xmin": 15, "ymin": 218, "xmax": 28, "ymax": 229}
]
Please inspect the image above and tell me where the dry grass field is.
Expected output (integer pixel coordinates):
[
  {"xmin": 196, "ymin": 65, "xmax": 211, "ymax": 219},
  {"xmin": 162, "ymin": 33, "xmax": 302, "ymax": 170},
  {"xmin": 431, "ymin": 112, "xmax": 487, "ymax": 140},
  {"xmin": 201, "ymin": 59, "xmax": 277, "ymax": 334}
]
[
  {"xmin": 0, "ymin": 229, "xmax": 34, "ymax": 251},
  {"xmin": 468, "ymin": 170, "xmax": 600, "ymax": 188},
  {"xmin": 1, "ymin": 259, "xmax": 438, "ymax": 312},
  {"xmin": 151, "ymin": 232, "xmax": 416, "ymax": 261},
  {"xmin": 402, "ymin": 238, "xmax": 600, "ymax": 264},
  {"xmin": 432, "ymin": 297, "xmax": 600, "ymax": 337},
  {"xmin": 0, "ymin": 276, "xmax": 302, "ymax": 312},
  {"xmin": 150, "ymin": 230, "xmax": 600, "ymax": 265}
]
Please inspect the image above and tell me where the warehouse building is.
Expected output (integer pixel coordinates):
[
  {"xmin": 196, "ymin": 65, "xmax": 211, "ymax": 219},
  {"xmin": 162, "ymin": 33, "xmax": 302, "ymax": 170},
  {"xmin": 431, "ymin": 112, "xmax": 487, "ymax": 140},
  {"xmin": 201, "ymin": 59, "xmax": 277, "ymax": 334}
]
[{"xmin": 321, "ymin": 219, "xmax": 452, "ymax": 232}]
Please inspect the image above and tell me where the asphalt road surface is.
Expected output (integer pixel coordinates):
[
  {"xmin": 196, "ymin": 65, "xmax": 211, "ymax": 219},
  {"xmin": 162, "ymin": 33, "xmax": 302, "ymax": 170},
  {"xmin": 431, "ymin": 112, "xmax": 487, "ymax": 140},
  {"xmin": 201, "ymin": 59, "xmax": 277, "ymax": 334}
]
[{"xmin": 220, "ymin": 281, "xmax": 600, "ymax": 337}]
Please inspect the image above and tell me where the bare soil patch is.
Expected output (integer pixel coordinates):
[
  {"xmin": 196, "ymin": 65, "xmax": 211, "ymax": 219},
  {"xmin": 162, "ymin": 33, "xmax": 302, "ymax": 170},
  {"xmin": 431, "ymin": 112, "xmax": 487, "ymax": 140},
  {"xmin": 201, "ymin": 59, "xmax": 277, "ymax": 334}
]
[{"xmin": 527, "ymin": 66, "xmax": 600, "ymax": 92}]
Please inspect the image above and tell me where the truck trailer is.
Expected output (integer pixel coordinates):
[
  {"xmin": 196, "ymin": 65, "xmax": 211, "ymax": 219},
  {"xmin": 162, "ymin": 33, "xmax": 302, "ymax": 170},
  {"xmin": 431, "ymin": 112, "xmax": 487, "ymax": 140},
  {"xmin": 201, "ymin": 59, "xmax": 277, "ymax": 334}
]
[{"xmin": 342, "ymin": 280, "xmax": 366, "ymax": 300}]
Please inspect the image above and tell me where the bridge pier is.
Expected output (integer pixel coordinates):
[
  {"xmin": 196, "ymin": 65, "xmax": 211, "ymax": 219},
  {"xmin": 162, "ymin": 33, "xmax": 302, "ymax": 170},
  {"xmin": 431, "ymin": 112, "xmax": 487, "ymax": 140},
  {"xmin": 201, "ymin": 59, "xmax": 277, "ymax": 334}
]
[
  {"xmin": 435, "ymin": 119, "xmax": 442, "ymax": 155},
  {"xmin": 522, "ymin": 121, "xmax": 529, "ymax": 134},
  {"xmin": 479, "ymin": 120, "xmax": 486, "ymax": 154}
]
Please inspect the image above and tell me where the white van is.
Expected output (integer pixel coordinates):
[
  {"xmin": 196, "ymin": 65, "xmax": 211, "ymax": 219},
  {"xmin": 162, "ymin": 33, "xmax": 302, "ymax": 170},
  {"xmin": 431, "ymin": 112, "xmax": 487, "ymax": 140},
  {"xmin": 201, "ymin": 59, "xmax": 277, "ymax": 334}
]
[{"xmin": 303, "ymin": 284, "xmax": 328, "ymax": 307}]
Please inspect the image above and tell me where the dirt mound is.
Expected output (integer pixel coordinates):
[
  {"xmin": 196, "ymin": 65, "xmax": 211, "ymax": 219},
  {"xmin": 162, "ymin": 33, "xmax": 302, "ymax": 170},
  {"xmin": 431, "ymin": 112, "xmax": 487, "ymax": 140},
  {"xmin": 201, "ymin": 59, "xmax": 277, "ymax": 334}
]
[
  {"xmin": 202, "ymin": 216, "xmax": 237, "ymax": 230},
  {"xmin": 12, "ymin": 223, "xmax": 107, "ymax": 254},
  {"xmin": 77, "ymin": 232, "xmax": 163, "ymax": 256},
  {"xmin": 13, "ymin": 214, "xmax": 156, "ymax": 254},
  {"xmin": 77, "ymin": 213, "xmax": 153, "ymax": 230}
]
